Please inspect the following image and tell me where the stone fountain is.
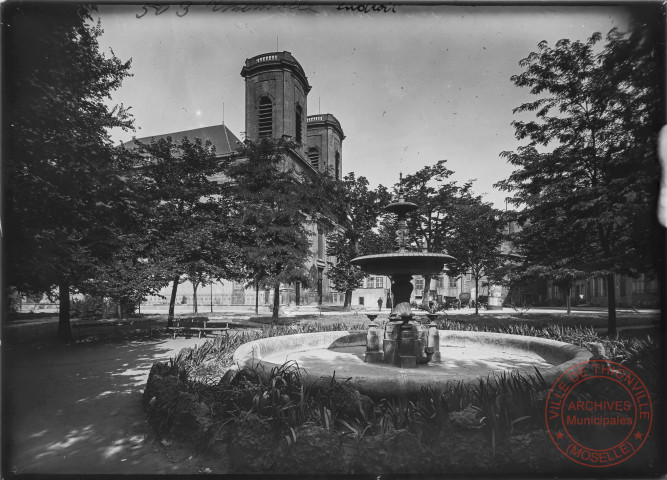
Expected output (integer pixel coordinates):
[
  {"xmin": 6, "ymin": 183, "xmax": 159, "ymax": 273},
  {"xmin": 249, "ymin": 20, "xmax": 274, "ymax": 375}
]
[
  {"xmin": 231, "ymin": 180, "xmax": 592, "ymax": 398},
  {"xmin": 351, "ymin": 180, "xmax": 455, "ymax": 368}
]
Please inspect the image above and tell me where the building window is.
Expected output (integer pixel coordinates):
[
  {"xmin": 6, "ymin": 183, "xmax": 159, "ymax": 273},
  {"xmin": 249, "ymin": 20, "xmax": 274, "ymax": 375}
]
[
  {"xmin": 335, "ymin": 151, "xmax": 341, "ymax": 180},
  {"xmin": 376, "ymin": 277, "xmax": 383, "ymax": 288},
  {"xmin": 437, "ymin": 277, "xmax": 444, "ymax": 289},
  {"xmin": 308, "ymin": 147, "xmax": 319, "ymax": 170},
  {"xmin": 295, "ymin": 105, "xmax": 303, "ymax": 143},
  {"xmin": 367, "ymin": 277, "xmax": 375, "ymax": 289},
  {"xmin": 635, "ymin": 274, "xmax": 656, "ymax": 294},
  {"xmin": 359, "ymin": 297, "xmax": 364, "ymax": 306},
  {"xmin": 259, "ymin": 97, "xmax": 272, "ymax": 137},
  {"xmin": 449, "ymin": 277, "xmax": 457, "ymax": 288},
  {"xmin": 317, "ymin": 228, "xmax": 325, "ymax": 259},
  {"xmin": 415, "ymin": 278, "xmax": 424, "ymax": 292}
]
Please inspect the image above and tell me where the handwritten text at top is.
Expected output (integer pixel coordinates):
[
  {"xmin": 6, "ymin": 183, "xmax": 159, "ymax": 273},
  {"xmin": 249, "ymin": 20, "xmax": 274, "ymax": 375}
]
[{"xmin": 136, "ymin": 3, "xmax": 397, "ymax": 19}]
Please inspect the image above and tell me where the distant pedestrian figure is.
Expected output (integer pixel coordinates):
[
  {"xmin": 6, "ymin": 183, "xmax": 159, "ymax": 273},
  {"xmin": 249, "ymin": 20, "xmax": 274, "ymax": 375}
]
[{"xmin": 377, "ymin": 297, "xmax": 383, "ymax": 311}]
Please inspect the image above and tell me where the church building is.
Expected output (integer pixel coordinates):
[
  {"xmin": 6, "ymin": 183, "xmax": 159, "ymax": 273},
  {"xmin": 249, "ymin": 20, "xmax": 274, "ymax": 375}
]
[{"xmin": 134, "ymin": 52, "xmax": 346, "ymax": 310}]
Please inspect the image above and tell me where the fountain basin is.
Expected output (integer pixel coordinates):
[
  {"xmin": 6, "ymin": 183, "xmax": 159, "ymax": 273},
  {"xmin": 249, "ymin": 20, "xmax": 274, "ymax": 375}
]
[
  {"xmin": 350, "ymin": 252, "xmax": 456, "ymax": 275},
  {"xmin": 232, "ymin": 330, "xmax": 591, "ymax": 398}
]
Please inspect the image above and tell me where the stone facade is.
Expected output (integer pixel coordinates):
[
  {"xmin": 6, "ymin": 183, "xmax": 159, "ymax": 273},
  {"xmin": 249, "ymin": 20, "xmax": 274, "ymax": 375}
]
[
  {"xmin": 548, "ymin": 273, "xmax": 659, "ymax": 308},
  {"xmin": 306, "ymin": 114, "xmax": 345, "ymax": 179},
  {"xmin": 241, "ymin": 52, "xmax": 311, "ymax": 158},
  {"xmin": 135, "ymin": 51, "xmax": 347, "ymax": 308}
]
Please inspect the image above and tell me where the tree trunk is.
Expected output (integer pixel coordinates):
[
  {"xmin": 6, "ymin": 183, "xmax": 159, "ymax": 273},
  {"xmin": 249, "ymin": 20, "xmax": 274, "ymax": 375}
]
[
  {"xmin": 421, "ymin": 275, "xmax": 432, "ymax": 309},
  {"xmin": 58, "ymin": 283, "xmax": 72, "ymax": 342},
  {"xmin": 475, "ymin": 275, "xmax": 480, "ymax": 315},
  {"xmin": 255, "ymin": 280, "xmax": 260, "ymax": 315},
  {"xmin": 168, "ymin": 274, "xmax": 179, "ymax": 327},
  {"xmin": 344, "ymin": 289, "xmax": 352, "ymax": 309},
  {"xmin": 117, "ymin": 300, "xmax": 122, "ymax": 319},
  {"xmin": 317, "ymin": 271, "xmax": 323, "ymax": 305},
  {"xmin": 607, "ymin": 273, "xmax": 617, "ymax": 337},
  {"xmin": 193, "ymin": 282, "xmax": 199, "ymax": 314},
  {"xmin": 272, "ymin": 283, "xmax": 280, "ymax": 325},
  {"xmin": 295, "ymin": 281, "xmax": 300, "ymax": 306},
  {"xmin": 566, "ymin": 285, "xmax": 571, "ymax": 315}
]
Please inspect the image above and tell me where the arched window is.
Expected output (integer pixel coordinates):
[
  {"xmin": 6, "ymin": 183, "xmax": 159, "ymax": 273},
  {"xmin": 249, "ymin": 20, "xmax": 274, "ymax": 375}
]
[
  {"xmin": 308, "ymin": 147, "xmax": 319, "ymax": 170},
  {"xmin": 295, "ymin": 105, "xmax": 303, "ymax": 143},
  {"xmin": 258, "ymin": 97, "xmax": 272, "ymax": 137},
  {"xmin": 335, "ymin": 151, "xmax": 341, "ymax": 180}
]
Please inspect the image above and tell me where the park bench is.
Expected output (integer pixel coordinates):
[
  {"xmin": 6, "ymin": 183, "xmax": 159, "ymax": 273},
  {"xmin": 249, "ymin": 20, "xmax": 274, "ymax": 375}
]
[
  {"xmin": 72, "ymin": 319, "xmax": 154, "ymax": 338},
  {"xmin": 167, "ymin": 317, "xmax": 229, "ymax": 338}
]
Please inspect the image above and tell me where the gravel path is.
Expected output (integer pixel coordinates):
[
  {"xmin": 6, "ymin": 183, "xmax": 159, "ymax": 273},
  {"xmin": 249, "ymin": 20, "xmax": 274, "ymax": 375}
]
[{"xmin": 3, "ymin": 335, "xmax": 221, "ymax": 475}]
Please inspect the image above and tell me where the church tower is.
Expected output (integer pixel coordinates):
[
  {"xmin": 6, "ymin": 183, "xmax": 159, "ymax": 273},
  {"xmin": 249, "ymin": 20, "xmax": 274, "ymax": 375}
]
[
  {"xmin": 306, "ymin": 114, "xmax": 345, "ymax": 180},
  {"xmin": 241, "ymin": 52, "xmax": 311, "ymax": 158}
]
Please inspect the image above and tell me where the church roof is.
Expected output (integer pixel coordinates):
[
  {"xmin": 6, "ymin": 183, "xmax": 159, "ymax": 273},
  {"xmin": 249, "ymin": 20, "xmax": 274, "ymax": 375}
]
[{"xmin": 122, "ymin": 124, "xmax": 241, "ymax": 157}]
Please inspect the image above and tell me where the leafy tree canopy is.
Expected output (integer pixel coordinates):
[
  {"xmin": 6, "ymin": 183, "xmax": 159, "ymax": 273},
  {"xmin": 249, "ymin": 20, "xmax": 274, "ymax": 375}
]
[
  {"xmin": 400, "ymin": 160, "xmax": 474, "ymax": 306},
  {"xmin": 227, "ymin": 137, "xmax": 335, "ymax": 323},
  {"xmin": 325, "ymin": 173, "xmax": 390, "ymax": 307},
  {"xmin": 446, "ymin": 197, "xmax": 504, "ymax": 313},
  {"xmin": 130, "ymin": 135, "xmax": 241, "ymax": 320},
  {"xmin": 495, "ymin": 13, "xmax": 663, "ymax": 333},
  {"xmin": 4, "ymin": 5, "xmax": 135, "ymax": 340}
]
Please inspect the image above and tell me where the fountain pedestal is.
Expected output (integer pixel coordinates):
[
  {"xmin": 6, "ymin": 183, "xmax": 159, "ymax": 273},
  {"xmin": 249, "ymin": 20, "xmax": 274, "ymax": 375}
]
[
  {"xmin": 352, "ymin": 177, "xmax": 455, "ymax": 369},
  {"xmin": 364, "ymin": 317, "xmax": 384, "ymax": 363},
  {"xmin": 398, "ymin": 321, "xmax": 418, "ymax": 368},
  {"xmin": 376, "ymin": 318, "xmax": 433, "ymax": 368},
  {"xmin": 381, "ymin": 320, "xmax": 419, "ymax": 367}
]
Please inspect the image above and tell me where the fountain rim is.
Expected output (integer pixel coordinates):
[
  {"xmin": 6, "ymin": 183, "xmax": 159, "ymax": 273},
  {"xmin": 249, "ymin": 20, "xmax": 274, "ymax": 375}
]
[
  {"xmin": 231, "ymin": 330, "xmax": 593, "ymax": 398},
  {"xmin": 351, "ymin": 252, "xmax": 456, "ymax": 261},
  {"xmin": 351, "ymin": 252, "xmax": 457, "ymax": 276},
  {"xmin": 385, "ymin": 200, "xmax": 418, "ymax": 213}
]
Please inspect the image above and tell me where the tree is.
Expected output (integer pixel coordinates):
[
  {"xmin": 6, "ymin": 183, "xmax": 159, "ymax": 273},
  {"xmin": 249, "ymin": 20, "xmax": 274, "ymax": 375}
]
[
  {"xmin": 446, "ymin": 197, "xmax": 504, "ymax": 314},
  {"xmin": 81, "ymin": 232, "xmax": 166, "ymax": 318},
  {"xmin": 182, "ymin": 218, "xmax": 242, "ymax": 315},
  {"xmin": 4, "ymin": 5, "xmax": 134, "ymax": 341},
  {"xmin": 325, "ymin": 174, "xmax": 390, "ymax": 308},
  {"xmin": 228, "ymin": 137, "xmax": 333, "ymax": 324},
  {"xmin": 401, "ymin": 161, "xmax": 472, "ymax": 308},
  {"xmin": 132, "ymin": 136, "xmax": 240, "ymax": 325},
  {"xmin": 496, "ymin": 20, "xmax": 662, "ymax": 335},
  {"xmin": 325, "ymin": 232, "xmax": 368, "ymax": 309},
  {"xmin": 501, "ymin": 206, "xmax": 593, "ymax": 314}
]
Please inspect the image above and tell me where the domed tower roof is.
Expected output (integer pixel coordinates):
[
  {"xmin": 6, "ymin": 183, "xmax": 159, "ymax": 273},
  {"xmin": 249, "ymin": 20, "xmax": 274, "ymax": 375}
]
[
  {"xmin": 241, "ymin": 51, "xmax": 311, "ymax": 151},
  {"xmin": 306, "ymin": 113, "xmax": 345, "ymax": 140},
  {"xmin": 241, "ymin": 51, "xmax": 311, "ymax": 93}
]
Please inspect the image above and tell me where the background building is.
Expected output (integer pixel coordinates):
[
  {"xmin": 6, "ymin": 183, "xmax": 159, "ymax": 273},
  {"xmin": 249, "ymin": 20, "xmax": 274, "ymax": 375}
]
[{"xmin": 129, "ymin": 51, "xmax": 345, "ymax": 310}]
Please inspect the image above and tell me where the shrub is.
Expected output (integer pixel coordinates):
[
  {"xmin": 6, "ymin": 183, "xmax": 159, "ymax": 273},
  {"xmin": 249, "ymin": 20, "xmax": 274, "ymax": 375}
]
[
  {"xmin": 71, "ymin": 295, "xmax": 117, "ymax": 320},
  {"xmin": 145, "ymin": 320, "xmax": 661, "ymax": 474}
]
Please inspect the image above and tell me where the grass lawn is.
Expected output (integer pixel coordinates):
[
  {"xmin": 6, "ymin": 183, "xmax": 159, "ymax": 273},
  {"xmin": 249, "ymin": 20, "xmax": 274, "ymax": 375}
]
[
  {"xmin": 267, "ymin": 311, "xmax": 660, "ymax": 329},
  {"xmin": 238, "ymin": 310, "xmax": 661, "ymax": 342}
]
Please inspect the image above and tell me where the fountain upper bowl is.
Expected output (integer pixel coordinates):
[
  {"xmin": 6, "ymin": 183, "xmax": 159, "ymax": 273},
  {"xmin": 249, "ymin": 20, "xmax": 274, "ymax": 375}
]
[{"xmin": 351, "ymin": 252, "xmax": 456, "ymax": 276}]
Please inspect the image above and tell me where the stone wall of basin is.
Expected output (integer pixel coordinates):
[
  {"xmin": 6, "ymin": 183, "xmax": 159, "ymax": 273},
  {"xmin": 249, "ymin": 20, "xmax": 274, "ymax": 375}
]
[{"xmin": 232, "ymin": 330, "xmax": 592, "ymax": 399}]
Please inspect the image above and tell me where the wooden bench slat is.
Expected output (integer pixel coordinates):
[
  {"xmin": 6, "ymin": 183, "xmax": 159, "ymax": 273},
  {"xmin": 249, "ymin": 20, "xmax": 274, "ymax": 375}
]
[{"xmin": 168, "ymin": 319, "xmax": 230, "ymax": 338}]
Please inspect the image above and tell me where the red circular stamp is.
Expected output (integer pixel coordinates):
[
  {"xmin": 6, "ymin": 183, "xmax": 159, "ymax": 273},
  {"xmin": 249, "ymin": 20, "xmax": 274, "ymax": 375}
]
[{"xmin": 545, "ymin": 360, "xmax": 652, "ymax": 468}]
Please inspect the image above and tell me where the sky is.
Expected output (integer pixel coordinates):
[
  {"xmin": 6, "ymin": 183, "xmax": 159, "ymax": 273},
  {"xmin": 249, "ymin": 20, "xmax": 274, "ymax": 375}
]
[{"xmin": 97, "ymin": 4, "xmax": 630, "ymax": 208}]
